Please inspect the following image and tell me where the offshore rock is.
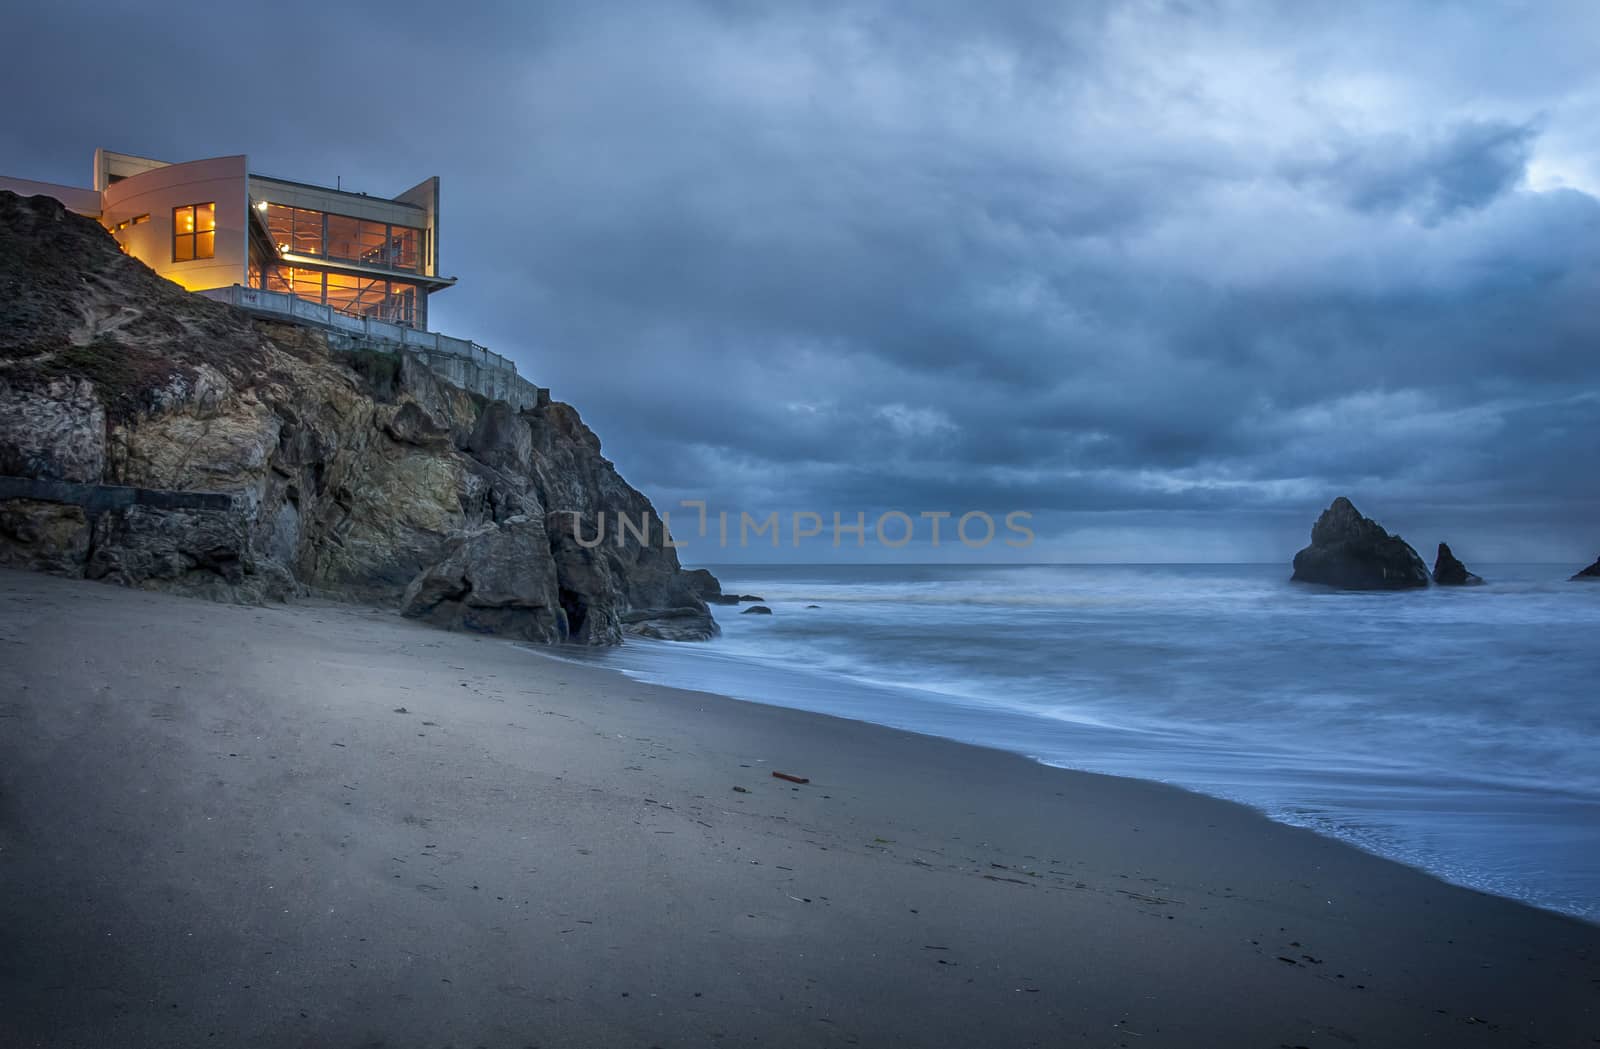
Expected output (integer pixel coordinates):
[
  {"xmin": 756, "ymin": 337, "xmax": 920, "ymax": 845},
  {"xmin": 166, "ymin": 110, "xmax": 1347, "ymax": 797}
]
[
  {"xmin": 1290, "ymin": 497, "xmax": 1430, "ymax": 590},
  {"xmin": 1432, "ymin": 543, "xmax": 1484, "ymax": 586},
  {"xmin": 1571, "ymin": 556, "xmax": 1600, "ymax": 582}
]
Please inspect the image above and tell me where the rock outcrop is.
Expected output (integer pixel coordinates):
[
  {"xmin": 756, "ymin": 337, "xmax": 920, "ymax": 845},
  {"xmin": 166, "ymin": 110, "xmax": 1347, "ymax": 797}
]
[
  {"xmin": 1432, "ymin": 543, "xmax": 1483, "ymax": 586},
  {"xmin": 0, "ymin": 190, "xmax": 716, "ymax": 644},
  {"xmin": 1571, "ymin": 556, "xmax": 1600, "ymax": 582},
  {"xmin": 1290, "ymin": 497, "xmax": 1430, "ymax": 590}
]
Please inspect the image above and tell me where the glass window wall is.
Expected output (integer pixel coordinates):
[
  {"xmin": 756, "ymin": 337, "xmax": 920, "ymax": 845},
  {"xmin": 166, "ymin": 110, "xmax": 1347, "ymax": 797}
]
[{"xmin": 259, "ymin": 200, "xmax": 422, "ymax": 273}]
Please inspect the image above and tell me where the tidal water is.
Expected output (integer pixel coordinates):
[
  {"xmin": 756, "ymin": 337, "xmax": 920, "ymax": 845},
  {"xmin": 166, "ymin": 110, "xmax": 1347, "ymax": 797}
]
[{"xmin": 555, "ymin": 563, "xmax": 1600, "ymax": 922}]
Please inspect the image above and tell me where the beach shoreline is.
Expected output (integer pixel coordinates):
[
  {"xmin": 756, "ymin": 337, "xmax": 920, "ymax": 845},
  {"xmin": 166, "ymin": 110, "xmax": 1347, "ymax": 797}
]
[{"xmin": 1, "ymin": 568, "xmax": 1595, "ymax": 1048}]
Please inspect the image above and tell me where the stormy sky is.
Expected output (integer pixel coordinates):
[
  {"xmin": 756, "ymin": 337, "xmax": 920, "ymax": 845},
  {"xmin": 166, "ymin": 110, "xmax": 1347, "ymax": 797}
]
[{"xmin": 5, "ymin": 1, "xmax": 1598, "ymax": 563}]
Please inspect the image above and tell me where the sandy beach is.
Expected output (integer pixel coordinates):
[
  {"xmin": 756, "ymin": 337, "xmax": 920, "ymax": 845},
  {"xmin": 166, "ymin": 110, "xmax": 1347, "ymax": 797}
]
[{"xmin": 0, "ymin": 568, "xmax": 1595, "ymax": 1049}]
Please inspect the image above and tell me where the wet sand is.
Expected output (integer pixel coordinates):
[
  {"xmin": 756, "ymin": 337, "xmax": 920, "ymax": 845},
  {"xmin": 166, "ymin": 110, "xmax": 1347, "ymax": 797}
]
[{"xmin": 0, "ymin": 568, "xmax": 1595, "ymax": 1048}]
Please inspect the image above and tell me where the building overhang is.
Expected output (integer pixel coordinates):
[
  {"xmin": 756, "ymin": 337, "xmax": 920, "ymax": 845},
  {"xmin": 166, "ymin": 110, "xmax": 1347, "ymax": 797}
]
[{"xmin": 271, "ymin": 250, "xmax": 457, "ymax": 292}]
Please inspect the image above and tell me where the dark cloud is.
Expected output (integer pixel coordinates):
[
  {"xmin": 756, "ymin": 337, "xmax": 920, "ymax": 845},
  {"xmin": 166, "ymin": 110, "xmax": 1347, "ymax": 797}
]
[
  {"xmin": 4, "ymin": 1, "xmax": 1598, "ymax": 562},
  {"xmin": 1284, "ymin": 120, "xmax": 1538, "ymax": 223}
]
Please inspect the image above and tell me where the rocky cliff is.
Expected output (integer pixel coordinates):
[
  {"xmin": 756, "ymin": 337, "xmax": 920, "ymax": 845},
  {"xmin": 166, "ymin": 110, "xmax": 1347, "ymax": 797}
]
[{"xmin": 0, "ymin": 191, "xmax": 715, "ymax": 643}]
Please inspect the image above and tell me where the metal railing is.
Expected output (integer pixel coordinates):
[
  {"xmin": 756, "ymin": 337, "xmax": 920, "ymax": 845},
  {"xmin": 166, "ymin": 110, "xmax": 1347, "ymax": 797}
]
[{"xmin": 198, "ymin": 285, "xmax": 523, "ymax": 376}]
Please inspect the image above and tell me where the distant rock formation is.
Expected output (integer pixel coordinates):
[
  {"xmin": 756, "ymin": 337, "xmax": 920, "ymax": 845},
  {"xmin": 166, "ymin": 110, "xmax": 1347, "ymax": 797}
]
[
  {"xmin": 0, "ymin": 191, "xmax": 716, "ymax": 644},
  {"xmin": 742, "ymin": 605, "xmax": 773, "ymax": 615},
  {"xmin": 1571, "ymin": 556, "xmax": 1600, "ymax": 582},
  {"xmin": 1291, "ymin": 497, "xmax": 1430, "ymax": 590},
  {"xmin": 1432, "ymin": 543, "xmax": 1484, "ymax": 586},
  {"xmin": 683, "ymin": 567, "xmax": 723, "ymax": 599}
]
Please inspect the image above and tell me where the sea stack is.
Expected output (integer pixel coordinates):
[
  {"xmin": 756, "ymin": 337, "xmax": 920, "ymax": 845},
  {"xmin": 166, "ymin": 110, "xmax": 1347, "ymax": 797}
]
[
  {"xmin": 1432, "ymin": 543, "xmax": 1484, "ymax": 586},
  {"xmin": 1290, "ymin": 497, "xmax": 1430, "ymax": 590},
  {"xmin": 1571, "ymin": 556, "xmax": 1600, "ymax": 581}
]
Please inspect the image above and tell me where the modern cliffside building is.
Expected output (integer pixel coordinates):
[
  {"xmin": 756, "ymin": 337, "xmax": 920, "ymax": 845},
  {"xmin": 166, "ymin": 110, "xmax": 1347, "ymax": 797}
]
[{"xmin": 1, "ymin": 148, "xmax": 452, "ymax": 329}]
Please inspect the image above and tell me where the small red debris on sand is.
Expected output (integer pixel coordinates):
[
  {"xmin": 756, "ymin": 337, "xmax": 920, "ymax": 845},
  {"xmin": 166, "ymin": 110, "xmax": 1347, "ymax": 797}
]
[{"xmin": 772, "ymin": 772, "xmax": 810, "ymax": 784}]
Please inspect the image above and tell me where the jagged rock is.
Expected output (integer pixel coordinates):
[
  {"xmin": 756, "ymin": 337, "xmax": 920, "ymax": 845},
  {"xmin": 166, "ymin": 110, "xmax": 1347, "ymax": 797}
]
[
  {"xmin": 1571, "ymin": 556, "xmax": 1600, "ymax": 581},
  {"xmin": 84, "ymin": 503, "xmax": 290, "ymax": 603},
  {"xmin": 682, "ymin": 567, "xmax": 723, "ymax": 598},
  {"xmin": 0, "ymin": 378, "xmax": 105, "ymax": 482},
  {"xmin": 466, "ymin": 400, "xmax": 534, "ymax": 475},
  {"xmin": 400, "ymin": 516, "xmax": 566, "ymax": 643},
  {"xmin": 1432, "ymin": 543, "xmax": 1484, "ymax": 586},
  {"xmin": 0, "ymin": 499, "xmax": 90, "ymax": 575},
  {"xmin": 1291, "ymin": 497, "xmax": 1430, "ymax": 590},
  {"xmin": 742, "ymin": 605, "xmax": 773, "ymax": 615},
  {"xmin": 382, "ymin": 401, "xmax": 451, "ymax": 448},
  {"xmin": 702, "ymin": 591, "xmax": 764, "ymax": 605},
  {"xmin": 0, "ymin": 190, "xmax": 715, "ymax": 643},
  {"xmin": 621, "ymin": 606, "xmax": 721, "ymax": 642}
]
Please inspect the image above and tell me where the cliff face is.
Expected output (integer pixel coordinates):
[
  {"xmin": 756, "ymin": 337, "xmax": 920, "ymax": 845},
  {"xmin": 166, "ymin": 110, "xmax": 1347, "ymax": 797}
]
[{"xmin": 0, "ymin": 191, "xmax": 715, "ymax": 643}]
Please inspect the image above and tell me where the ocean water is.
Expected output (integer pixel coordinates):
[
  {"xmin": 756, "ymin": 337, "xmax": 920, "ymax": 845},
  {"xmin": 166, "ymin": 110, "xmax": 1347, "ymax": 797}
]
[{"xmin": 554, "ymin": 563, "xmax": 1600, "ymax": 922}]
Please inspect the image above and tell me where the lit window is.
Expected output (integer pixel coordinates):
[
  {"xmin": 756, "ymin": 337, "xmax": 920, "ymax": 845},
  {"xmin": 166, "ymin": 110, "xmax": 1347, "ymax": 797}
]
[
  {"xmin": 173, "ymin": 202, "xmax": 216, "ymax": 262},
  {"xmin": 262, "ymin": 203, "xmax": 325, "ymax": 257},
  {"xmin": 131, "ymin": 213, "xmax": 149, "ymax": 225}
]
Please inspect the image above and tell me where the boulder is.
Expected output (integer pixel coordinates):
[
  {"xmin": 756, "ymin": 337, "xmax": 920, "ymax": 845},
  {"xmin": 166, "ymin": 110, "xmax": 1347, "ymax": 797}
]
[
  {"xmin": 1432, "ymin": 543, "xmax": 1483, "ymax": 586},
  {"xmin": 382, "ymin": 401, "xmax": 452, "ymax": 449},
  {"xmin": 1571, "ymin": 556, "xmax": 1600, "ymax": 582},
  {"xmin": 1290, "ymin": 497, "xmax": 1430, "ymax": 590},
  {"xmin": 742, "ymin": 604, "xmax": 773, "ymax": 615},
  {"xmin": 682, "ymin": 567, "xmax": 723, "ymax": 599},
  {"xmin": 400, "ymin": 516, "xmax": 566, "ymax": 643},
  {"xmin": 621, "ymin": 606, "xmax": 721, "ymax": 642}
]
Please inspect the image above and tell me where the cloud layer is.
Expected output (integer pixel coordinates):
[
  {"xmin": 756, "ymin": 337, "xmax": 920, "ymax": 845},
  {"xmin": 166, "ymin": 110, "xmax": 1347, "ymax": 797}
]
[{"xmin": 6, "ymin": 1, "xmax": 1598, "ymax": 561}]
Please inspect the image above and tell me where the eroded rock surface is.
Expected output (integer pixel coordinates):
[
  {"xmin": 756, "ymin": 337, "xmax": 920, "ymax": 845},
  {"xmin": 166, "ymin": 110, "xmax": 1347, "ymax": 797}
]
[{"xmin": 0, "ymin": 191, "xmax": 716, "ymax": 643}]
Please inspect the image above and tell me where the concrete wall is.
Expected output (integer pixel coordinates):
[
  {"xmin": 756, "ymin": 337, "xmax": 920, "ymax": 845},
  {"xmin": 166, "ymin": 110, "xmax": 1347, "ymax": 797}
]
[
  {"xmin": 0, "ymin": 475, "xmax": 235, "ymax": 512},
  {"xmin": 249, "ymin": 175, "xmax": 428, "ymax": 230},
  {"xmin": 392, "ymin": 175, "xmax": 441, "ymax": 276},
  {"xmin": 326, "ymin": 334, "xmax": 543, "ymax": 411},
  {"xmin": 0, "ymin": 176, "xmax": 102, "ymax": 217},
  {"xmin": 95, "ymin": 149, "xmax": 172, "ymax": 190},
  {"xmin": 103, "ymin": 155, "xmax": 250, "ymax": 292},
  {"xmin": 416, "ymin": 349, "xmax": 543, "ymax": 411}
]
